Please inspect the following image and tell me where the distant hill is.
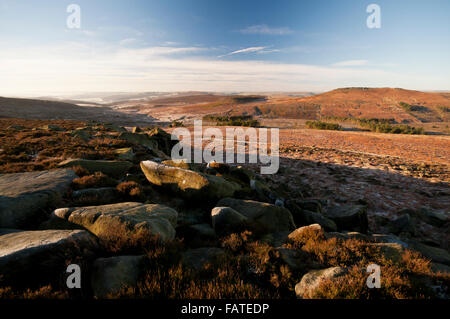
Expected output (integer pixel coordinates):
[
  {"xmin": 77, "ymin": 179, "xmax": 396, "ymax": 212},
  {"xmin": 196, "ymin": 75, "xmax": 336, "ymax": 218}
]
[
  {"xmin": 0, "ymin": 97, "xmax": 156, "ymax": 125},
  {"xmin": 258, "ymin": 88, "xmax": 450, "ymax": 123}
]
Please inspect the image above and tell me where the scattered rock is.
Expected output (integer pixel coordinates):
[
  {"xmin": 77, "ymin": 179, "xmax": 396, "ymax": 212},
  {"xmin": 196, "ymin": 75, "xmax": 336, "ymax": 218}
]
[
  {"xmin": 118, "ymin": 132, "xmax": 166, "ymax": 157},
  {"xmin": 294, "ymin": 200, "xmax": 322, "ymax": 213},
  {"xmin": 372, "ymin": 243, "xmax": 404, "ymax": 262},
  {"xmin": 140, "ymin": 160, "xmax": 241, "ymax": 200},
  {"xmin": 413, "ymin": 207, "xmax": 449, "ymax": 227},
  {"xmin": 69, "ymin": 128, "xmax": 92, "ymax": 141},
  {"xmin": 0, "ymin": 169, "xmax": 76, "ymax": 228},
  {"xmin": 0, "ymin": 230, "xmax": 98, "ymax": 286},
  {"xmin": 260, "ymin": 231, "xmax": 291, "ymax": 247},
  {"xmin": 211, "ymin": 207, "xmax": 248, "ymax": 235},
  {"xmin": 286, "ymin": 200, "xmax": 337, "ymax": 232},
  {"xmin": 250, "ymin": 179, "xmax": 274, "ymax": 202},
  {"xmin": 40, "ymin": 124, "xmax": 64, "ymax": 131},
  {"xmin": 406, "ymin": 240, "xmax": 450, "ymax": 266},
  {"xmin": 325, "ymin": 231, "xmax": 370, "ymax": 241},
  {"xmin": 6, "ymin": 125, "xmax": 26, "ymax": 131},
  {"xmin": 51, "ymin": 202, "xmax": 178, "ymax": 242},
  {"xmin": 228, "ymin": 166, "xmax": 255, "ymax": 184},
  {"xmin": 102, "ymin": 123, "xmax": 127, "ymax": 133},
  {"xmin": 114, "ymin": 148, "xmax": 135, "ymax": 161},
  {"xmin": 146, "ymin": 127, "xmax": 177, "ymax": 156},
  {"xmin": 216, "ymin": 198, "xmax": 295, "ymax": 234},
  {"xmin": 288, "ymin": 224, "xmax": 322, "ymax": 241},
  {"xmin": 371, "ymin": 234, "xmax": 409, "ymax": 247},
  {"xmin": 91, "ymin": 255, "xmax": 144, "ymax": 298},
  {"xmin": 276, "ymin": 247, "xmax": 307, "ymax": 271},
  {"xmin": 161, "ymin": 159, "xmax": 192, "ymax": 170},
  {"xmin": 388, "ymin": 214, "xmax": 414, "ymax": 235},
  {"xmin": 71, "ymin": 187, "xmax": 117, "ymax": 204},
  {"xmin": 324, "ymin": 204, "xmax": 368, "ymax": 233},
  {"xmin": 207, "ymin": 161, "xmax": 230, "ymax": 174},
  {"xmin": 295, "ymin": 267, "xmax": 347, "ymax": 298},
  {"xmin": 58, "ymin": 159, "xmax": 133, "ymax": 178}
]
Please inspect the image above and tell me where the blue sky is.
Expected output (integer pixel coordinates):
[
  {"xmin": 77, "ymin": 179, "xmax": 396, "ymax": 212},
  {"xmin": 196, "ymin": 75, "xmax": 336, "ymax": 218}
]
[{"xmin": 0, "ymin": 0, "xmax": 449, "ymax": 95}]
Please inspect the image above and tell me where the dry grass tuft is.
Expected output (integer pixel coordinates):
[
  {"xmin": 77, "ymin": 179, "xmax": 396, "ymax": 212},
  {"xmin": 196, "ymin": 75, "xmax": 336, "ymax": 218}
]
[
  {"xmin": 0, "ymin": 285, "xmax": 69, "ymax": 299},
  {"xmin": 72, "ymin": 172, "xmax": 117, "ymax": 190},
  {"xmin": 286, "ymin": 227, "xmax": 450, "ymax": 298},
  {"xmin": 116, "ymin": 181, "xmax": 144, "ymax": 199}
]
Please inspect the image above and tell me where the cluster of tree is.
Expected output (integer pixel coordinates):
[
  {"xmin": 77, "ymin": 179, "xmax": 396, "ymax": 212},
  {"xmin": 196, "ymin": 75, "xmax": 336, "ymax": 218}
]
[
  {"xmin": 203, "ymin": 115, "xmax": 260, "ymax": 127},
  {"xmin": 305, "ymin": 121, "xmax": 342, "ymax": 130}
]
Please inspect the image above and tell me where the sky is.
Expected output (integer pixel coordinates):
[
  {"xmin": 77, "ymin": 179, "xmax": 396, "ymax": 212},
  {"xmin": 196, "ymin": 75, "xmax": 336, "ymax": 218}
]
[{"xmin": 0, "ymin": 0, "xmax": 449, "ymax": 96}]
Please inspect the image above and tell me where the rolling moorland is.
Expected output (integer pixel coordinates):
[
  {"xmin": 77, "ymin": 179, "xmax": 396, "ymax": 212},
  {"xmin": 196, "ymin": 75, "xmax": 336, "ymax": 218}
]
[{"xmin": 0, "ymin": 87, "xmax": 449, "ymax": 299}]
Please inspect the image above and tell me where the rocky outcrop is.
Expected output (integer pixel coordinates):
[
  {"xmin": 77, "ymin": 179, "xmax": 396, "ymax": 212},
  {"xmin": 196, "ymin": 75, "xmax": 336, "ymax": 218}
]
[
  {"xmin": 68, "ymin": 128, "xmax": 92, "ymax": 141},
  {"xmin": 71, "ymin": 187, "xmax": 117, "ymax": 204},
  {"xmin": 211, "ymin": 207, "xmax": 248, "ymax": 235},
  {"xmin": 216, "ymin": 198, "xmax": 295, "ymax": 233},
  {"xmin": 161, "ymin": 159, "xmax": 192, "ymax": 170},
  {"xmin": 140, "ymin": 161, "xmax": 241, "ymax": 200},
  {"xmin": 408, "ymin": 207, "xmax": 449, "ymax": 227},
  {"xmin": 324, "ymin": 204, "xmax": 368, "ymax": 233},
  {"xmin": 91, "ymin": 255, "xmax": 145, "ymax": 298},
  {"xmin": 51, "ymin": 202, "xmax": 178, "ymax": 242},
  {"xmin": 0, "ymin": 229, "xmax": 99, "ymax": 286},
  {"xmin": 276, "ymin": 247, "xmax": 307, "ymax": 271},
  {"xmin": 406, "ymin": 240, "xmax": 450, "ymax": 266},
  {"xmin": 295, "ymin": 267, "xmax": 347, "ymax": 298},
  {"xmin": 285, "ymin": 200, "xmax": 337, "ymax": 232},
  {"xmin": 114, "ymin": 148, "xmax": 135, "ymax": 161},
  {"xmin": 372, "ymin": 242, "xmax": 404, "ymax": 262},
  {"xmin": 288, "ymin": 224, "xmax": 322, "ymax": 241},
  {"xmin": 388, "ymin": 213, "xmax": 415, "ymax": 235},
  {"xmin": 146, "ymin": 127, "xmax": 177, "ymax": 156},
  {"xmin": 0, "ymin": 169, "xmax": 76, "ymax": 228},
  {"xmin": 118, "ymin": 132, "xmax": 167, "ymax": 158},
  {"xmin": 58, "ymin": 159, "xmax": 132, "ymax": 178}
]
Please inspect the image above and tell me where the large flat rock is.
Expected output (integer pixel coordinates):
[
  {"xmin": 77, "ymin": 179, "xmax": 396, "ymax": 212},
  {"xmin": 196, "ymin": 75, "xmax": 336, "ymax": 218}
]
[
  {"xmin": 324, "ymin": 204, "xmax": 368, "ymax": 233},
  {"xmin": 0, "ymin": 169, "xmax": 76, "ymax": 228},
  {"xmin": 140, "ymin": 160, "xmax": 241, "ymax": 200},
  {"xmin": 52, "ymin": 202, "xmax": 178, "ymax": 242},
  {"xmin": 0, "ymin": 229, "xmax": 99, "ymax": 286},
  {"xmin": 216, "ymin": 198, "xmax": 296, "ymax": 234}
]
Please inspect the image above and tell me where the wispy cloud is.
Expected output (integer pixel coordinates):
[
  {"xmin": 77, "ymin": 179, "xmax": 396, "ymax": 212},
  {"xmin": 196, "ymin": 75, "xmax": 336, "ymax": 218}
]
[
  {"xmin": 0, "ymin": 43, "xmax": 446, "ymax": 95},
  {"xmin": 332, "ymin": 60, "xmax": 369, "ymax": 67},
  {"xmin": 239, "ymin": 24, "xmax": 294, "ymax": 35},
  {"xmin": 218, "ymin": 47, "xmax": 281, "ymax": 58},
  {"xmin": 218, "ymin": 46, "xmax": 270, "ymax": 58}
]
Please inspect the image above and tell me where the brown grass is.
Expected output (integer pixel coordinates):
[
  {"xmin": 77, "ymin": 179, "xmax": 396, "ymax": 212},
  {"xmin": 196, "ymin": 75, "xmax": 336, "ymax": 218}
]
[
  {"xmin": 0, "ymin": 285, "xmax": 69, "ymax": 299},
  {"xmin": 112, "ymin": 235, "xmax": 275, "ymax": 299},
  {"xmin": 0, "ymin": 118, "xmax": 133, "ymax": 173},
  {"xmin": 287, "ymin": 227, "xmax": 450, "ymax": 298},
  {"xmin": 116, "ymin": 181, "xmax": 144, "ymax": 199},
  {"xmin": 72, "ymin": 172, "xmax": 117, "ymax": 190}
]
